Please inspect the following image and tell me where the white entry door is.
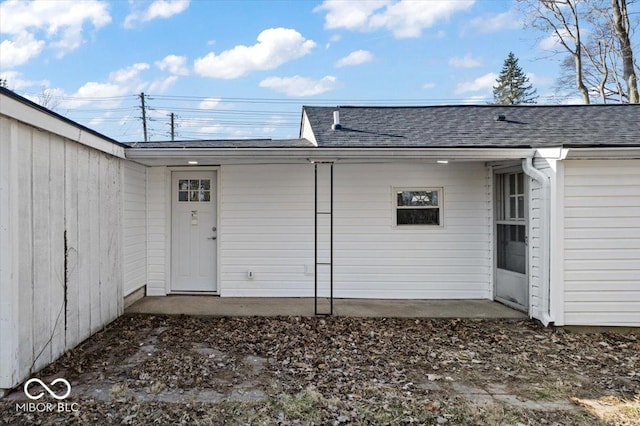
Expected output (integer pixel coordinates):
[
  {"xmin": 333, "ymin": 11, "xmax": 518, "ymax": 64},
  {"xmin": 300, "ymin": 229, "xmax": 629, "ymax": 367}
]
[
  {"xmin": 171, "ymin": 171, "xmax": 217, "ymax": 292},
  {"xmin": 495, "ymin": 171, "xmax": 528, "ymax": 311}
]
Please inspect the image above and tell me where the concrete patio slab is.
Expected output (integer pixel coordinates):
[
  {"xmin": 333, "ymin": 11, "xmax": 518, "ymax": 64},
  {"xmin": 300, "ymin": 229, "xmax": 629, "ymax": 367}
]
[{"xmin": 125, "ymin": 296, "xmax": 527, "ymax": 319}]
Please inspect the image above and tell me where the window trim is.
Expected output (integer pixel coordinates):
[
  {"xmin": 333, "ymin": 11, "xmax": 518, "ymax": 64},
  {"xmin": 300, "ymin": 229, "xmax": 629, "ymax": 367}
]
[{"xmin": 392, "ymin": 187, "xmax": 444, "ymax": 228}]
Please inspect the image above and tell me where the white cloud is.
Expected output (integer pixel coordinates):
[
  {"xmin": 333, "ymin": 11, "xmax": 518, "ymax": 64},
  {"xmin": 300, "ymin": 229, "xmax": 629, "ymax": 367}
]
[
  {"xmin": 110, "ymin": 63, "xmax": 150, "ymax": 83},
  {"xmin": 0, "ymin": 32, "xmax": 45, "ymax": 68},
  {"xmin": 89, "ymin": 111, "xmax": 111, "ymax": 126},
  {"xmin": 449, "ymin": 53, "xmax": 482, "ymax": 68},
  {"xmin": 467, "ymin": 10, "xmax": 522, "ymax": 34},
  {"xmin": 422, "ymin": 82, "xmax": 436, "ymax": 90},
  {"xmin": 460, "ymin": 95, "xmax": 490, "ymax": 104},
  {"xmin": 454, "ymin": 72, "xmax": 497, "ymax": 94},
  {"xmin": 0, "ymin": 0, "xmax": 111, "ymax": 35},
  {"xmin": 194, "ymin": 28, "xmax": 316, "ymax": 79},
  {"xmin": 148, "ymin": 75, "xmax": 178, "ymax": 93},
  {"xmin": 335, "ymin": 50, "xmax": 373, "ymax": 67},
  {"xmin": 199, "ymin": 97, "xmax": 221, "ymax": 109},
  {"xmin": 155, "ymin": 54, "xmax": 189, "ymax": 75},
  {"xmin": 0, "ymin": 70, "xmax": 49, "ymax": 90},
  {"xmin": 527, "ymin": 72, "xmax": 553, "ymax": 87},
  {"xmin": 314, "ymin": 1, "xmax": 389, "ymax": 32},
  {"xmin": 261, "ymin": 115, "xmax": 287, "ymax": 134},
  {"xmin": 124, "ymin": 0, "xmax": 190, "ymax": 28},
  {"xmin": 315, "ymin": 0, "xmax": 475, "ymax": 38},
  {"xmin": 61, "ymin": 62, "xmax": 151, "ymax": 109},
  {"xmin": 539, "ymin": 28, "xmax": 574, "ymax": 51},
  {"xmin": 259, "ymin": 75, "xmax": 339, "ymax": 97},
  {"xmin": 0, "ymin": 0, "xmax": 111, "ymax": 62}
]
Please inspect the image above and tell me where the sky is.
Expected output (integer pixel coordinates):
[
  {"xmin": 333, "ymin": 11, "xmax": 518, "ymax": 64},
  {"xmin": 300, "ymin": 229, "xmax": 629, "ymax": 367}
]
[{"xmin": 0, "ymin": 0, "xmax": 635, "ymax": 142}]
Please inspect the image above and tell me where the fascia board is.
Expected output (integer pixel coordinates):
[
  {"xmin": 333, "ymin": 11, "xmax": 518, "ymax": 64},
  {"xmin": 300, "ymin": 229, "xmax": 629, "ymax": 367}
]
[
  {"xmin": 0, "ymin": 93, "xmax": 125, "ymax": 159},
  {"xmin": 563, "ymin": 147, "xmax": 640, "ymax": 159},
  {"xmin": 125, "ymin": 147, "xmax": 536, "ymax": 161}
]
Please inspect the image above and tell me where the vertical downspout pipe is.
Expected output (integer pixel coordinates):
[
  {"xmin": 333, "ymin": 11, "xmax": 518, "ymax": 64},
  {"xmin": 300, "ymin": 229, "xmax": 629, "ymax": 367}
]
[{"xmin": 522, "ymin": 157, "xmax": 553, "ymax": 326}]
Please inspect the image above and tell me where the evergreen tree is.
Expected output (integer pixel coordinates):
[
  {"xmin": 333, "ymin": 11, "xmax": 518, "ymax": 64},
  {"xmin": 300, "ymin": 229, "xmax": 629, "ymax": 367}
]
[{"xmin": 492, "ymin": 52, "xmax": 538, "ymax": 105}]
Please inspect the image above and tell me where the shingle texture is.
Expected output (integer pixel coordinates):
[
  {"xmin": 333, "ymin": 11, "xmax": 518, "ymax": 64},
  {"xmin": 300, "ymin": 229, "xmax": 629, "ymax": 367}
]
[
  {"xmin": 124, "ymin": 139, "xmax": 314, "ymax": 148},
  {"xmin": 304, "ymin": 105, "xmax": 640, "ymax": 148}
]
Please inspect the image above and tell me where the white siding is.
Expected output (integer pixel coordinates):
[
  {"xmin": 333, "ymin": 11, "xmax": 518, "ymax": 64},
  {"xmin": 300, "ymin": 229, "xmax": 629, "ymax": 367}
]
[
  {"xmin": 563, "ymin": 160, "xmax": 640, "ymax": 326},
  {"xmin": 220, "ymin": 164, "xmax": 314, "ymax": 296},
  {"xmin": 148, "ymin": 162, "xmax": 492, "ymax": 299},
  {"xmin": 0, "ymin": 113, "xmax": 18, "ymax": 391},
  {"xmin": 0, "ymin": 115, "xmax": 123, "ymax": 391},
  {"xmin": 146, "ymin": 167, "xmax": 168, "ymax": 296},
  {"xmin": 123, "ymin": 161, "xmax": 147, "ymax": 296},
  {"xmin": 528, "ymin": 158, "xmax": 552, "ymax": 320},
  {"xmin": 332, "ymin": 163, "xmax": 492, "ymax": 299}
]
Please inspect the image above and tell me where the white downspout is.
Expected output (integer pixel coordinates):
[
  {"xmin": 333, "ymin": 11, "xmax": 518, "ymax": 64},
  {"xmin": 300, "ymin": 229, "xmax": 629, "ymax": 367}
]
[{"xmin": 522, "ymin": 157, "xmax": 553, "ymax": 326}]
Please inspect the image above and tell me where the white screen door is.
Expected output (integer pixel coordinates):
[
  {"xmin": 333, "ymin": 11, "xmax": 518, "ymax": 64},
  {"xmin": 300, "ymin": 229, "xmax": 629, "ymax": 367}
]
[
  {"xmin": 495, "ymin": 171, "xmax": 528, "ymax": 311},
  {"xmin": 171, "ymin": 171, "xmax": 217, "ymax": 292}
]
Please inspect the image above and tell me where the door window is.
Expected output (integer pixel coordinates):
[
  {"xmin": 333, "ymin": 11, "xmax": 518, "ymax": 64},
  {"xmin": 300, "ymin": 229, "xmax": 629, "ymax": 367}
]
[{"xmin": 178, "ymin": 179, "xmax": 211, "ymax": 202}]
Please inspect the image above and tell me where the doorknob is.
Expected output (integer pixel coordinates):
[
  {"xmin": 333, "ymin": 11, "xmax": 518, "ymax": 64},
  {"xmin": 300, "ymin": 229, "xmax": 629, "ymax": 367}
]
[{"xmin": 208, "ymin": 236, "xmax": 217, "ymax": 240}]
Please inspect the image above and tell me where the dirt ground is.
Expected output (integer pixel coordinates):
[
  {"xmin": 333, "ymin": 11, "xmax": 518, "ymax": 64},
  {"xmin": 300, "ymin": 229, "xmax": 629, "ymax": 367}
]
[{"xmin": 1, "ymin": 314, "xmax": 639, "ymax": 425}]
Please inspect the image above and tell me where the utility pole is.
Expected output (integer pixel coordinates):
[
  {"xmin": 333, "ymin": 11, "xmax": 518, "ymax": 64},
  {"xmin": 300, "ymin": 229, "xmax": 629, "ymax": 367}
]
[
  {"xmin": 139, "ymin": 92, "xmax": 148, "ymax": 142},
  {"xmin": 170, "ymin": 113, "xmax": 175, "ymax": 141}
]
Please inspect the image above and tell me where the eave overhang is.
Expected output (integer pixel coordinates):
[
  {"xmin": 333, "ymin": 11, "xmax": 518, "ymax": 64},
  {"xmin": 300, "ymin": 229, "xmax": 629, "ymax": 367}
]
[{"xmin": 124, "ymin": 147, "xmax": 538, "ymax": 166}]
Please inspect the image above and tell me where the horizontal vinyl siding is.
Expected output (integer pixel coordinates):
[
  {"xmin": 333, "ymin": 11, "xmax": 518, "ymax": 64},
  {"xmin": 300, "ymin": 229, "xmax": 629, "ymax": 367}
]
[
  {"xmin": 220, "ymin": 164, "xmax": 314, "ymax": 297},
  {"xmin": 123, "ymin": 161, "xmax": 147, "ymax": 296},
  {"xmin": 219, "ymin": 163, "xmax": 492, "ymax": 299},
  {"xmin": 333, "ymin": 163, "xmax": 492, "ymax": 299},
  {"xmin": 563, "ymin": 160, "xmax": 640, "ymax": 326},
  {"xmin": 146, "ymin": 167, "xmax": 167, "ymax": 295}
]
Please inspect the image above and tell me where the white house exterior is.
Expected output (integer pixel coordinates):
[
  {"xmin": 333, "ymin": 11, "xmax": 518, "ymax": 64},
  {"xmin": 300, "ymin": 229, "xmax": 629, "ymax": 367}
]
[
  {"xmin": 1, "ymin": 88, "xmax": 639, "ymax": 395},
  {"xmin": 0, "ymin": 89, "xmax": 129, "ymax": 395}
]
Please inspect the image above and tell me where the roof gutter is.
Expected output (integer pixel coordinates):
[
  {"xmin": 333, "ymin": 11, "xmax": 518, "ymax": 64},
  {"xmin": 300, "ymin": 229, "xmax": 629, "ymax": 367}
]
[
  {"xmin": 521, "ymin": 157, "xmax": 552, "ymax": 326},
  {"xmin": 563, "ymin": 147, "xmax": 640, "ymax": 159},
  {"xmin": 125, "ymin": 147, "xmax": 536, "ymax": 162}
]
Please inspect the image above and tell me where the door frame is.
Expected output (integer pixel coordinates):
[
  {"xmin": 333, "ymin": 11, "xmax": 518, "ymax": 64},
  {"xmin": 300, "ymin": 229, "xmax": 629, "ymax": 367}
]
[
  {"xmin": 165, "ymin": 166, "xmax": 221, "ymax": 295},
  {"xmin": 493, "ymin": 165, "xmax": 529, "ymax": 312}
]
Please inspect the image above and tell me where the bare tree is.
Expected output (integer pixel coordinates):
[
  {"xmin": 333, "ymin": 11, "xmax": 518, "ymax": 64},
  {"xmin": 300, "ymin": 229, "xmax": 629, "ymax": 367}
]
[
  {"xmin": 518, "ymin": 0, "xmax": 591, "ymax": 103},
  {"xmin": 37, "ymin": 88, "xmax": 60, "ymax": 110},
  {"xmin": 519, "ymin": 0, "xmax": 639, "ymax": 104},
  {"xmin": 611, "ymin": 0, "xmax": 639, "ymax": 102},
  {"xmin": 557, "ymin": 13, "xmax": 622, "ymax": 103}
]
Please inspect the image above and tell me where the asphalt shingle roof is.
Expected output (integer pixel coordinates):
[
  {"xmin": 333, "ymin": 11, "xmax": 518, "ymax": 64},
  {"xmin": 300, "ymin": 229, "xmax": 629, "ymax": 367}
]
[{"xmin": 303, "ymin": 105, "xmax": 640, "ymax": 148}]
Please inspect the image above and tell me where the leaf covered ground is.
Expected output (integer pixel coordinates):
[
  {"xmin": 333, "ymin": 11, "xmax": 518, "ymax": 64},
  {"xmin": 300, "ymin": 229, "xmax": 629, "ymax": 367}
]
[{"xmin": 1, "ymin": 314, "xmax": 639, "ymax": 425}]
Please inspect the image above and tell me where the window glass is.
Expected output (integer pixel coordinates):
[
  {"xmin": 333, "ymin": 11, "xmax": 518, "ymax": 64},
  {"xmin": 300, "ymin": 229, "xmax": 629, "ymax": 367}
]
[
  {"xmin": 397, "ymin": 190, "xmax": 438, "ymax": 207},
  {"xmin": 396, "ymin": 188, "xmax": 442, "ymax": 226},
  {"xmin": 517, "ymin": 195, "xmax": 524, "ymax": 218},
  {"xmin": 498, "ymin": 224, "xmax": 526, "ymax": 274},
  {"xmin": 517, "ymin": 173, "xmax": 524, "ymax": 193},
  {"xmin": 178, "ymin": 179, "xmax": 212, "ymax": 203},
  {"xmin": 397, "ymin": 209, "xmax": 439, "ymax": 225}
]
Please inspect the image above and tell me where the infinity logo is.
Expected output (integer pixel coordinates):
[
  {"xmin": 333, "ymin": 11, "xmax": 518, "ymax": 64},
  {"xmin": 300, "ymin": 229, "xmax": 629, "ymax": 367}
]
[{"xmin": 24, "ymin": 378, "xmax": 71, "ymax": 400}]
